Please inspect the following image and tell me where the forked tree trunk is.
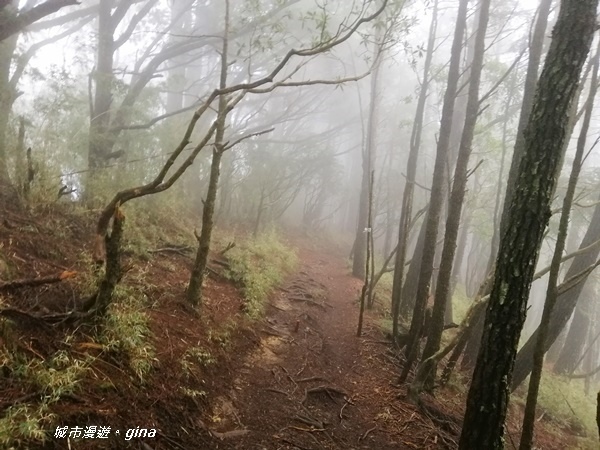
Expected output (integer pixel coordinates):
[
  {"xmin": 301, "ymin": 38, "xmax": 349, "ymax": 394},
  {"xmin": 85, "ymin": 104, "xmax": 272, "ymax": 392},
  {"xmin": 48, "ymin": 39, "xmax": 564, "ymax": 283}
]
[{"xmin": 458, "ymin": 0, "xmax": 598, "ymax": 447}]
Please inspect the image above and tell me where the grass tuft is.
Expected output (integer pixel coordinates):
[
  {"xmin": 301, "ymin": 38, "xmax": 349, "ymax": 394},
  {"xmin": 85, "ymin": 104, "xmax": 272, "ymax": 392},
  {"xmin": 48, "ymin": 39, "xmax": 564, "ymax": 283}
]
[{"xmin": 226, "ymin": 230, "xmax": 297, "ymax": 319}]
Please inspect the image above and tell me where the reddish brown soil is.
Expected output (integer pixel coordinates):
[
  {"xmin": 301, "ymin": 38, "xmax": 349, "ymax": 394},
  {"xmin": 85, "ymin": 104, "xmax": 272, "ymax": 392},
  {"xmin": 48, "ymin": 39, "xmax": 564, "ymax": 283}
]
[{"xmin": 0, "ymin": 203, "xmax": 582, "ymax": 449}]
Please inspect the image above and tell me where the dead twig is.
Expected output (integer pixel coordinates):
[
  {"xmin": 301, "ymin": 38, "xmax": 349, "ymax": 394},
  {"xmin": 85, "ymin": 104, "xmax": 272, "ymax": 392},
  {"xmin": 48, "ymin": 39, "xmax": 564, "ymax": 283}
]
[
  {"xmin": 294, "ymin": 414, "xmax": 325, "ymax": 429},
  {"xmin": 148, "ymin": 246, "xmax": 192, "ymax": 257},
  {"xmin": 279, "ymin": 437, "xmax": 315, "ymax": 450},
  {"xmin": 359, "ymin": 425, "xmax": 377, "ymax": 441},
  {"xmin": 264, "ymin": 388, "xmax": 288, "ymax": 396},
  {"xmin": 339, "ymin": 396, "xmax": 354, "ymax": 421}
]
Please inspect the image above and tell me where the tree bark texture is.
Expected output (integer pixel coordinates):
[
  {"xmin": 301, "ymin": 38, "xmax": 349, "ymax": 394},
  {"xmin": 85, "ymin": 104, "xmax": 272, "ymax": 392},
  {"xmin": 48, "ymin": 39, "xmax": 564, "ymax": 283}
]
[{"xmin": 459, "ymin": 0, "xmax": 598, "ymax": 447}]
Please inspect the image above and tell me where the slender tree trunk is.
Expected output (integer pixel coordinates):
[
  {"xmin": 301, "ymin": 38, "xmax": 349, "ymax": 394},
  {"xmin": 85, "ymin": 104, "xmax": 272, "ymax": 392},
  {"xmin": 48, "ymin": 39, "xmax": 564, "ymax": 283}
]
[
  {"xmin": 390, "ymin": 0, "xmax": 438, "ymax": 341},
  {"xmin": 352, "ymin": 48, "xmax": 382, "ymax": 279},
  {"xmin": 0, "ymin": 26, "xmax": 18, "ymax": 185},
  {"xmin": 186, "ymin": 0, "xmax": 230, "ymax": 307},
  {"xmin": 357, "ymin": 171, "xmax": 374, "ymax": 336},
  {"xmin": 458, "ymin": 0, "xmax": 598, "ymax": 447},
  {"xmin": 462, "ymin": 0, "xmax": 553, "ymax": 363},
  {"xmin": 488, "ymin": 71, "xmax": 518, "ymax": 272},
  {"xmin": 88, "ymin": 0, "xmax": 116, "ymax": 173},
  {"xmin": 449, "ymin": 210, "xmax": 471, "ymax": 300},
  {"xmin": 412, "ymin": 0, "xmax": 491, "ymax": 393},
  {"xmin": 400, "ymin": 0, "xmax": 468, "ymax": 382},
  {"xmin": 399, "ymin": 213, "xmax": 427, "ymax": 318},
  {"xmin": 186, "ymin": 148, "xmax": 224, "ymax": 306},
  {"xmin": 498, "ymin": 0, "xmax": 553, "ymax": 237}
]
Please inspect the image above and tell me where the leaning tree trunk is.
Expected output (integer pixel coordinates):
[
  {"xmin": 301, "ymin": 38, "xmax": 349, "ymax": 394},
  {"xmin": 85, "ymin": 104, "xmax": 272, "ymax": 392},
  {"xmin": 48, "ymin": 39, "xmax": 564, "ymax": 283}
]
[
  {"xmin": 511, "ymin": 164, "xmax": 600, "ymax": 389},
  {"xmin": 519, "ymin": 34, "xmax": 600, "ymax": 450},
  {"xmin": 458, "ymin": 0, "xmax": 598, "ymax": 447},
  {"xmin": 554, "ymin": 286, "xmax": 593, "ymax": 374},
  {"xmin": 400, "ymin": 0, "xmax": 468, "ymax": 382}
]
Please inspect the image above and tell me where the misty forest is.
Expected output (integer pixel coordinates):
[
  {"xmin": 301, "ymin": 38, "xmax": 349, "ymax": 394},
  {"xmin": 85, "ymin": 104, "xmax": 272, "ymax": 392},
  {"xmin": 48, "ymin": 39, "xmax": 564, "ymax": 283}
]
[{"xmin": 3, "ymin": 0, "xmax": 600, "ymax": 449}]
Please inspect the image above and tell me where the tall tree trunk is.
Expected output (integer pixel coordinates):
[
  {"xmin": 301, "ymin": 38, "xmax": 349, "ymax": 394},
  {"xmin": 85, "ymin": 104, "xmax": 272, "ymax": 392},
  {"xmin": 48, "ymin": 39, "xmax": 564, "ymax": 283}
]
[
  {"xmin": 498, "ymin": 0, "xmax": 553, "ymax": 237},
  {"xmin": 352, "ymin": 49, "xmax": 382, "ymax": 279},
  {"xmin": 88, "ymin": 0, "xmax": 116, "ymax": 173},
  {"xmin": 462, "ymin": 0, "xmax": 554, "ymax": 363},
  {"xmin": 458, "ymin": 0, "xmax": 598, "ymax": 447},
  {"xmin": 399, "ymin": 212, "xmax": 427, "ymax": 318},
  {"xmin": 186, "ymin": 0, "xmax": 230, "ymax": 307},
  {"xmin": 390, "ymin": 0, "xmax": 438, "ymax": 341},
  {"xmin": 519, "ymin": 34, "xmax": 600, "ymax": 450},
  {"xmin": 166, "ymin": 0, "xmax": 192, "ymax": 114},
  {"xmin": 0, "ymin": 18, "xmax": 18, "ymax": 185},
  {"xmin": 511, "ymin": 141, "xmax": 600, "ymax": 389},
  {"xmin": 449, "ymin": 210, "xmax": 471, "ymax": 300},
  {"xmin": 488, "ymin": 71, "xmax": 518, "ymax": 272},
  {"xmin": 400, "ymin": 0, "xmax": 468, "ymax": 381},
  {"xmin": 412, "ymin": 0, "xmax": 491, "ymax": 392}
]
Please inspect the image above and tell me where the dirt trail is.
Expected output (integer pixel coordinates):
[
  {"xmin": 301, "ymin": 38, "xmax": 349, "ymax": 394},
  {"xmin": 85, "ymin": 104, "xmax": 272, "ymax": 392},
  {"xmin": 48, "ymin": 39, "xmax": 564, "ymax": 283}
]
[{"xmin": 203, "ymin": 243, "xmax": 453, "ymax": 450}]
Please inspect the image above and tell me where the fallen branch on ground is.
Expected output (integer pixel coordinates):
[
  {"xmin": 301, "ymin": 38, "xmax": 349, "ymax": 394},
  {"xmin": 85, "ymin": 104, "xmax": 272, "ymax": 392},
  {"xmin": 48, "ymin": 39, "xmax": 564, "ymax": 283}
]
[
  {"xmin": 303, "ymin": 386, "xmax": 348, "ymax": 404},
  {"xmin": 0, "ymin": 271, "xmax": 76, "ymax": 291},
  {"xmin": 148, "ymin": 246, "xmax": 192, "ymax": 257}
]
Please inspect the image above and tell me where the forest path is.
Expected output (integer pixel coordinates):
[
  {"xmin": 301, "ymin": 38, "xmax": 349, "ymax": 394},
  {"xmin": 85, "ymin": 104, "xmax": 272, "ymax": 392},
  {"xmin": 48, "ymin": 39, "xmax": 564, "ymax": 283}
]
[{"xmin": 204, "ymin": 240, "xmax": 452, "ymax": 450}]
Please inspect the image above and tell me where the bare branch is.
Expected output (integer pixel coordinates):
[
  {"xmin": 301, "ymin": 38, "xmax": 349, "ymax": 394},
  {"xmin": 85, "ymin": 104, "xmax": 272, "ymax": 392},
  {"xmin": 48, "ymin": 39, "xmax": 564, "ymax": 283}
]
[
  {"xmin": 0, "ymin": 0, "xmax": 80, "ymax": 41},
  {"xmin": 223, "ymin": 128, "xmax": 275, "ymax": 151}
]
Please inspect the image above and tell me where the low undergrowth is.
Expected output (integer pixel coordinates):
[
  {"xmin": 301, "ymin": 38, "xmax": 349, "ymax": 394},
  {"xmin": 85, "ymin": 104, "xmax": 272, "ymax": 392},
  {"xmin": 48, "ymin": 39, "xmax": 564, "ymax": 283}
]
[
  {"xmin": 0, "ymin": 323, "xmax": 89, "ymax": 447},
  {"xmin": 513, "ymin": 372, "xmax": 597, "ymax": 444},
  {"xmin": 100, "ymin": 281, "xmax": 156, "ymax": 383},
  {"xmin": 225, "ymin": 230, "xmax": 298, "ymax": 318}
]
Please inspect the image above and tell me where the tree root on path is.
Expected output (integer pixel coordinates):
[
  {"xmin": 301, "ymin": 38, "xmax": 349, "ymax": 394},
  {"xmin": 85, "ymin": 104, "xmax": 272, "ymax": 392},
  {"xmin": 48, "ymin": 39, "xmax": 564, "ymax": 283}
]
[
  {"xmin": 302, "ymin": 385, "xmax": 348, "ymax": 404},
  {"xmin": 287, "ymin": 296, "xmax": 332, "ymax": 310}
]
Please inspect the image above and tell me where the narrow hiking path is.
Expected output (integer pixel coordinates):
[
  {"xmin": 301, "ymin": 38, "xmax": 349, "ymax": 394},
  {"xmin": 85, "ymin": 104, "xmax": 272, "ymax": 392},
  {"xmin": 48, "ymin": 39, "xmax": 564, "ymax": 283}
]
[{"xmin": 203, "ymin": 241, "xmax": 460, "ymax": 450}]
